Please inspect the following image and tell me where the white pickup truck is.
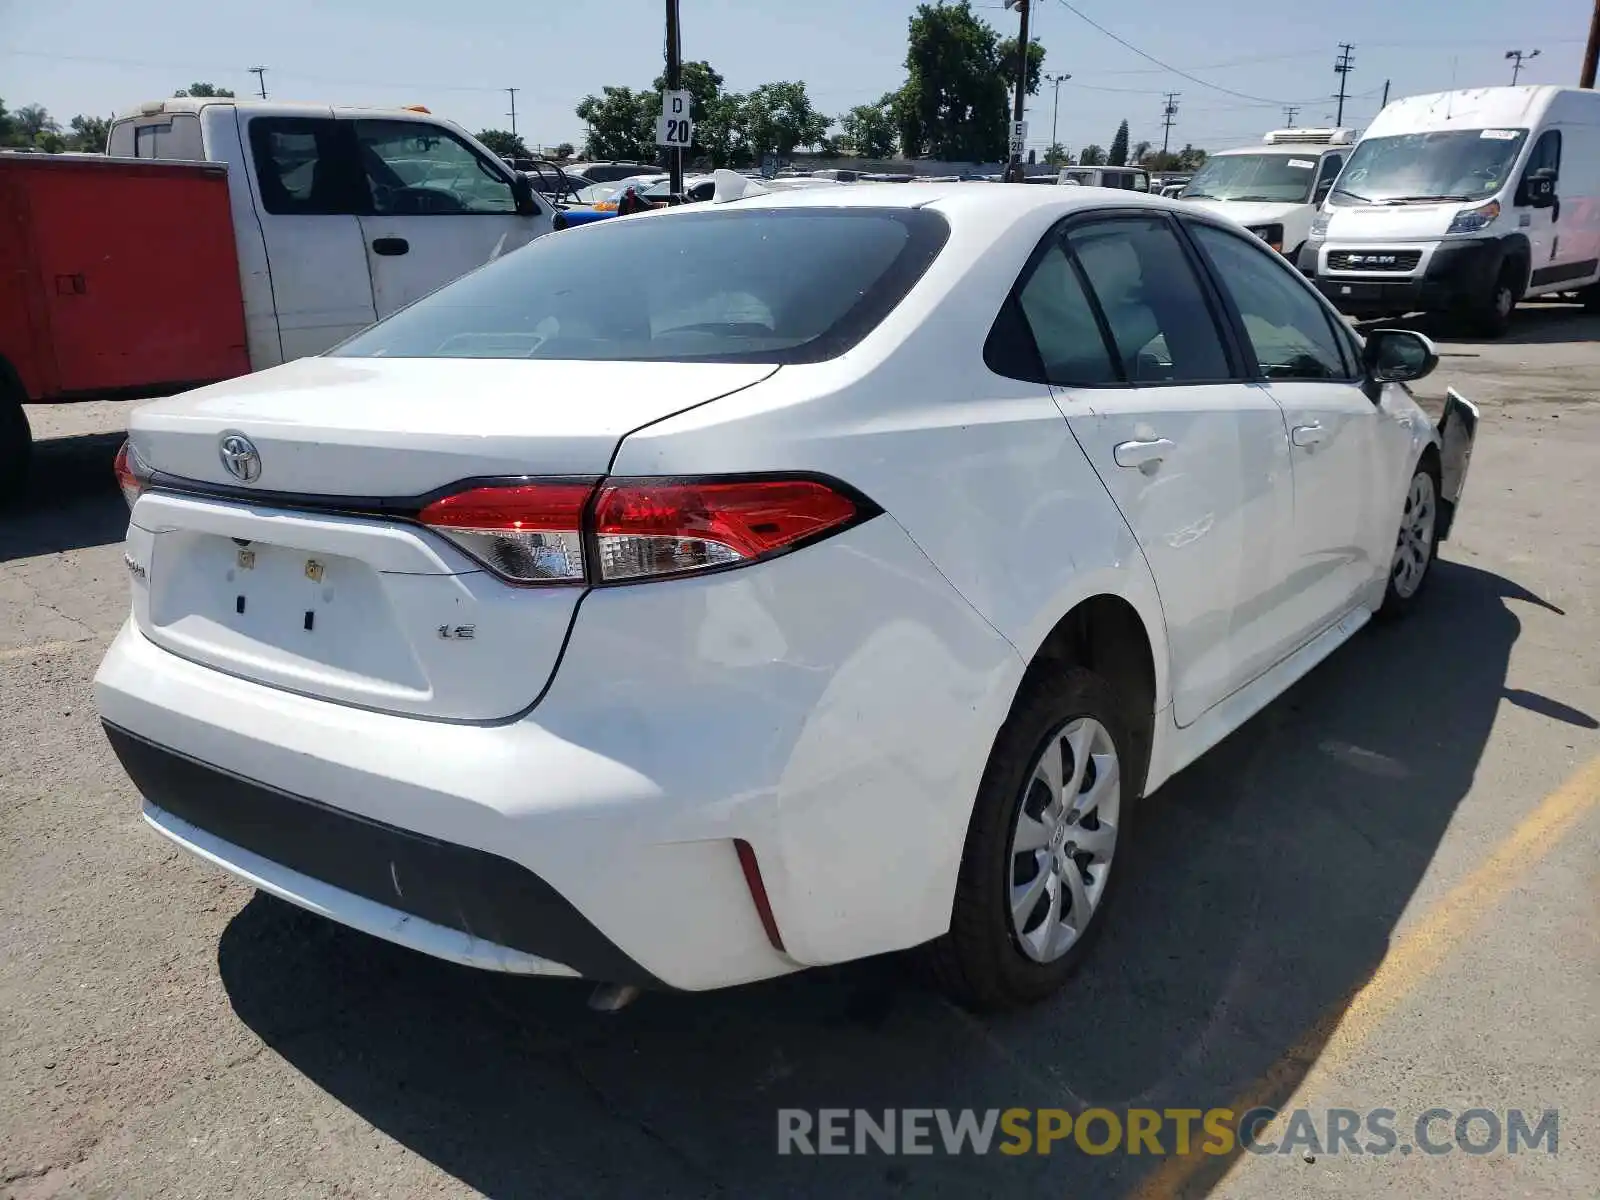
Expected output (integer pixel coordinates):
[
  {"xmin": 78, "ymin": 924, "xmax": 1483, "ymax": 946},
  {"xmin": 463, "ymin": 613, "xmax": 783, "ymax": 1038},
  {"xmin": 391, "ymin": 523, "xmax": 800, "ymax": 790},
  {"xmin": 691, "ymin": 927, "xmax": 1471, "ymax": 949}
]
[{"xmin": 106, "ymin": 97, "xmax": 556, "ymax": 370}]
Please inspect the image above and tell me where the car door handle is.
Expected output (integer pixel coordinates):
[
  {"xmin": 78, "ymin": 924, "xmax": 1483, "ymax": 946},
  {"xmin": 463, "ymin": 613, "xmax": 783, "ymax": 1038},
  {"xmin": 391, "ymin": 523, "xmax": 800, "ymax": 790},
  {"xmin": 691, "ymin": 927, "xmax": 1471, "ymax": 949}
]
[
  {"xmin": 1113, "ymin": 438, "xmax": 1175, "ymax": 469},
  {"xmin": 1291, "ymin": 423, "xmax": 1327, "ymax": 447},
  {"xmin": 371, "ymin": 237, "xmax": 410, "ymax": 256}
]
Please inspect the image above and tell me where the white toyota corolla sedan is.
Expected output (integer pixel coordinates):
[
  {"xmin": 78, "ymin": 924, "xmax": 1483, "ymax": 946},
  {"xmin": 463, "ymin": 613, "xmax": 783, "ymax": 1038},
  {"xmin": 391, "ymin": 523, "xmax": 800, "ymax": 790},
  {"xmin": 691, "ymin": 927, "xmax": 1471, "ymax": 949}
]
[{"xmin": 96, "ymin": 183, "xmax": 1478, "ymax": 1010}]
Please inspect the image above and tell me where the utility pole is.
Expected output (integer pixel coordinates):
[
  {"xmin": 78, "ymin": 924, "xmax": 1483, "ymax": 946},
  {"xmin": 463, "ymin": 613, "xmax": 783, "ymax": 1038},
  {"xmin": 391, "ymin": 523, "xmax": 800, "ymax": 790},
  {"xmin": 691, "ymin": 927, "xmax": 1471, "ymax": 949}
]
[
  {"xmin": 1004, "ymin": 0, "xmax": 1031, "ymax": 180},
  {"xmin": 1160, "ymin": 93, "xmax": 1180, "ymax": 157},
  {"xmin": 1282, "ymin": 105, "xmax": 1300, "ymax": 127},
  {"xmin": 505, "ymin": 87, "xmax": 519, "ymax": 137},
  {"xmin": 1044, "ymin": 72, "xmax": 1071, "ymax": 158},
  {"xmin": 1506, "ymin": 49, "xmax": 1541, "ymax": 85},
  {"xmin": 1584, "ymin": 0, "xmax": 1600, "ymax": 88},
  {"xmin": 1333, "ymin": 43, "xmax": 1356, "ymax": 126},
  {"xmin": 249, "ymin": 66, "xmax": 268, "ymax": 100},
  {"xmin": 1382, "ymin": 79, "xmax": 1391, "ymax": 108},
  {"xmin": 664, "ymin": 0, "xmax": 683, "ymax": 195}
]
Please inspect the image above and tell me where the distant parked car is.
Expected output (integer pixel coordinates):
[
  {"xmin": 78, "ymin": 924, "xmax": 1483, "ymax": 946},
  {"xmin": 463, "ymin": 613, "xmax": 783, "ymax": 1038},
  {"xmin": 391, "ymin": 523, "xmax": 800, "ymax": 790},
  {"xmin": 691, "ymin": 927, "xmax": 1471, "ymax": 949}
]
[{"xmin": 566, "ymin": 161, "xmax": 658, "ymax": 183}]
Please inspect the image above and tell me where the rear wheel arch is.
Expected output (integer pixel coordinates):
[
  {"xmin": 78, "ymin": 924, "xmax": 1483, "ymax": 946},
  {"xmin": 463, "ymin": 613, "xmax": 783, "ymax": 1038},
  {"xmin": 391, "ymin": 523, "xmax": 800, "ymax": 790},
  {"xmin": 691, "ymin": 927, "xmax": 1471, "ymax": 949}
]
[
  {"xmin": 0, "ymin": 356, "xmax": 32, "ymax": 505},
  {"xmin": 1014, "ymin": 594, "xmax": 1158, "ymax": 800}
]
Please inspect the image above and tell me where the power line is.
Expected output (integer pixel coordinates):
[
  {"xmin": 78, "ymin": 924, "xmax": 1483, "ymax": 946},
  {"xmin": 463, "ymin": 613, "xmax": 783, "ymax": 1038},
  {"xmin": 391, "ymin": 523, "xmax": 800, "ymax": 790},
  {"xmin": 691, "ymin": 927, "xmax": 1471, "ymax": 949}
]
[{"xmin": 1052, "ymin": 0, "xmax": 1309, "ymax": 104}]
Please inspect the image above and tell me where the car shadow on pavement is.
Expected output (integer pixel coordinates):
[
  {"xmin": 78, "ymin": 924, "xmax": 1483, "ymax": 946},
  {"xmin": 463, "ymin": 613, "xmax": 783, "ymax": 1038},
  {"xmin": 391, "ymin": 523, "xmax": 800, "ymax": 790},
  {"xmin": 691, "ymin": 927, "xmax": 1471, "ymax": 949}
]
[
  {"xmin": 1361, "ymin": 303, "xmax": 1600, "ymax": 347},
  {"xmin": 218, "ymin": 560, "xmax": 1553, "ymax": 1199},
  {"xmin": 1, "ymin": 433, "xmax": 128, "ymax": 562}
]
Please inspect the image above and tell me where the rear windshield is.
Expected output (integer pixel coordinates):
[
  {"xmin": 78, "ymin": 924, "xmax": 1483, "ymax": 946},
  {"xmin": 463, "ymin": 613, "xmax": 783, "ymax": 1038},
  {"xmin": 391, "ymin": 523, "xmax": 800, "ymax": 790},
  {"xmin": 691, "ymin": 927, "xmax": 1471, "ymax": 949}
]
[{"xmin": 330, "ymin": 207, "xmax": 950, "ymax": 364}]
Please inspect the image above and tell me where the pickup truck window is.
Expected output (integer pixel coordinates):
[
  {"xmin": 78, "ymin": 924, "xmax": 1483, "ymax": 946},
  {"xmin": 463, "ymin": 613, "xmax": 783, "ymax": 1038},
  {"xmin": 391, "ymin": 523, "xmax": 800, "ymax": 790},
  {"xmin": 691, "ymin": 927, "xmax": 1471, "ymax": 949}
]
[
  {"xmin": 354, "ymin": 120, "xmax": 516, "ymax": 216},
  {"xmin": 248, "ymin": 118, "xmax": 362, "ymax": 216},
  {"xmin": 109, "ymin": 114, "xmax": 203, "ymax": 160}
]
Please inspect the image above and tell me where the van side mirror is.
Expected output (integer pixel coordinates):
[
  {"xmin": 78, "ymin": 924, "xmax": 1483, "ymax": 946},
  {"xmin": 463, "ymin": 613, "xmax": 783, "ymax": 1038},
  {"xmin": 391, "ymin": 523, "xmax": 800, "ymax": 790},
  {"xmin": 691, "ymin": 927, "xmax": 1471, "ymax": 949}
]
[
  {"xmin": 510, "ymin": 173, "xmax": 541, "ymax": 217},
  {"xmin": 1525, "ymin": 167, "xmax": 1558, "ymax": 209},
  {"xmin": 1363, "ymin": 328, "xmax": 1439, "ymax": 387}
]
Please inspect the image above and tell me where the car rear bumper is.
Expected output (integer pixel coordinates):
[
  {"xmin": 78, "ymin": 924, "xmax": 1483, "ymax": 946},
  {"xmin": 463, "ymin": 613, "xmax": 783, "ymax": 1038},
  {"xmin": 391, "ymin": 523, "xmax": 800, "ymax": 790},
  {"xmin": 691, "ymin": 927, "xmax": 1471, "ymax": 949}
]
[{"xmin": 94, "ymin": 516, "xmax": 1022, "ymax": 990}]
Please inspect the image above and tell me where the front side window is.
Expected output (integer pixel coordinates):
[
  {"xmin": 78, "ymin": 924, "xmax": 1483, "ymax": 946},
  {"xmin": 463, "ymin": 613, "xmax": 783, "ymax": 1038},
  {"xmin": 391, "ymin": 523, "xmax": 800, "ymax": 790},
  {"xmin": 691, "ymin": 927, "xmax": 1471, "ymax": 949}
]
[
  {"xmin": 354, "ymin": 120, "xmax": 516, "ymax": 215},
  {"xmin": 1314, "ymin": 153, "xmax": 1345, "ymax": 201},
  {"xmin": 1519, "ymin": 129, "xmax": 1562, "ymax": 200},
  {"xmin": 1331, "ymin": 129, "xmax": 1528, "ymax": 205},
  {"xmin": 330, "ymin": 208, "xmax": 949, "ymax": 364},
  {"xmin": 1181, "ymin": 153, "xmax": 1320, "ymax": 203},
  {"xmin": 1066, "ymin": 217, "xmax": 1232, "ymax": 383},
  {"xmin": 248, "ymin": 118, "xmax": 359, "ymax": 216},
  {"xmin": 1188, "ymin": 222, "xmax": 1351, "ymax": 380}
]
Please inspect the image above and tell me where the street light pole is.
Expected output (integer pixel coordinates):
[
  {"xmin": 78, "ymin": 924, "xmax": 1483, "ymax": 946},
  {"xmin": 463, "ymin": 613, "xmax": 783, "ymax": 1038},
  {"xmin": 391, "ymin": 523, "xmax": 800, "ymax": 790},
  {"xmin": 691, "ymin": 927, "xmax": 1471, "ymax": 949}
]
[
  {"xmin": 1044, "ymin": 72, "xmax": 1072, "ymax": 158},
  {"xmin": 1506, "ymin": 48, "xmax": 1541, "ymax": 85}
]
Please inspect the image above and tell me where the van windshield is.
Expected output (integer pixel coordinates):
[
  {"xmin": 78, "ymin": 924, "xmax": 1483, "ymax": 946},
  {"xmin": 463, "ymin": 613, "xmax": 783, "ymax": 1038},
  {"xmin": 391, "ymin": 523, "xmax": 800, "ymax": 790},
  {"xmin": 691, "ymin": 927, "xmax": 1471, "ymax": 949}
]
[
  {"xmin": 1330, "ymin": 129, "xmax": 1528, "ymax": 205},
  {"xmin": 1180, "ymin": 153, "xmax": 1320, "ymax": 203}
]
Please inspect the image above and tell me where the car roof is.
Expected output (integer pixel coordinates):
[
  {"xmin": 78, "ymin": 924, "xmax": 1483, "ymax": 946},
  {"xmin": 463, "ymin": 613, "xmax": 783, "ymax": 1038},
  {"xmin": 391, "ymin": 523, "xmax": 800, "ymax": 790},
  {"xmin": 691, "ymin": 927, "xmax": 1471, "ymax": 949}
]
[{"xmin": 713, "ymin": 180, "xmax": 1175, "ymax": 221}]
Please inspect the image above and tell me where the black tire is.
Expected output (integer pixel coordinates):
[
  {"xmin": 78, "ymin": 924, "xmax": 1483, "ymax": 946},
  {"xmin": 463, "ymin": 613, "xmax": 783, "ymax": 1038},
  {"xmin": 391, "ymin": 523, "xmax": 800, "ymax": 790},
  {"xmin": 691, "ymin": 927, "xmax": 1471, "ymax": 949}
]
[
  {"xmin": 1377, "ymin": 454, "xmax": 1442, "ymax": 620},
  {"xmin": 0, "ymin": 384, "xmax": 32, "ymax": 506},
  {"xmin": 1581, "ymin": 283, "xmax": 1600, "ymax": 314},
  {"xmin": 924, "ymin": 667, "xmax": 1139, "ymax": 1012},
  {"xmin": 1461, "ymin": 261, "xmax": 1519, "ymax": 338}
]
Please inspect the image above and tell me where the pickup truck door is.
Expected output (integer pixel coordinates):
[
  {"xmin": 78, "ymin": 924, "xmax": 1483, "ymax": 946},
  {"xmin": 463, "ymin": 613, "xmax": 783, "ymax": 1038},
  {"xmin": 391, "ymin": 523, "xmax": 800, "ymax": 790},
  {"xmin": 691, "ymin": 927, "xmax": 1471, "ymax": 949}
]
[
  {"xmin": 348, "ymin": 118, "xmax": 548, "ymax": 318},
  {"xmin": 242, "ymin": 112, "xmax": 377, "ymax": 363}
]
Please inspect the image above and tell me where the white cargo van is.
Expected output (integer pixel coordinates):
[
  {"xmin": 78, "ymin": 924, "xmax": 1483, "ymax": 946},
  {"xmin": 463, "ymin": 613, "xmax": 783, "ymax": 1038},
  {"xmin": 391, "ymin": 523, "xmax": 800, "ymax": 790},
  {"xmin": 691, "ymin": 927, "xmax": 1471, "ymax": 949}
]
[
  {"xmin": 106, "ymin": 99, "xmax": 555, "ymax": 368},
  {"xmin": 1301, "ymin": 86, "xmax": 1600, "ymax": 335},
  {"xmin": 1179, "ymin": 128, "xmax": 1358, "ymax": 259}
]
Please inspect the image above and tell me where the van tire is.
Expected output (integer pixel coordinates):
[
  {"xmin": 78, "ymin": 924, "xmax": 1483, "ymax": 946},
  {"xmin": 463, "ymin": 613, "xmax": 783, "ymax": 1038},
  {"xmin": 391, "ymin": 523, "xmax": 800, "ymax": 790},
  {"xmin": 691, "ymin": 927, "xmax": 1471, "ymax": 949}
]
[
  {"xmin": 1463, "ymin": 261, "xmax": 1520, "ymax": 339},
  {"xmin": 1581, "ymin": 283, "xmax": 1600, "ymax": 313},
  {"xmin": 0, "ymin": 380, "xmax": 31, "ymax": 506}
]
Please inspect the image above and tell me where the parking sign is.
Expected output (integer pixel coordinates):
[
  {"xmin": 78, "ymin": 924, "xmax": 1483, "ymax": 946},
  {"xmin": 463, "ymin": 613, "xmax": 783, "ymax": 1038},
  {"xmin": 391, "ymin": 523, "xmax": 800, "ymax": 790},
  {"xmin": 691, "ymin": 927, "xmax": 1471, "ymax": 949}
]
[
  {"xmin": 656, "ymin": 90, "xmax": 694, "ymax": 148},
  {"xmin": 1009, "ymin": 120, "xmax": 1028, "ymax": 156}
]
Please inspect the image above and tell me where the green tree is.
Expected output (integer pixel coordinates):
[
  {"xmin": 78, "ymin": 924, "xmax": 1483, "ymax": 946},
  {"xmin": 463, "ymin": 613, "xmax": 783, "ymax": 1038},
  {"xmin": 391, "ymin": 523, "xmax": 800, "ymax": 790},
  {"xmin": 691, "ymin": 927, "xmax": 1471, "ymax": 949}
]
[
  {"xmin": 476, "ymin": 129, "xmax": 530, "ymax": 158},
  {"xmin": 839, "ymin": 93, "xmax": 898, "ymax": 159},
  {"xmin": 553, "ymin": 141, "xmax": 575, "ymax": 159},
  {"xmin": 13, "ymin": 103, "xmax": 58, "ymax": 144},
  {"xmin": 741, "ymin": 82, "xmax": 829, "ymax": 157},
  {"xmin": 652, "ymin": 60, "xmax": 729, "ymax": 163},
  {"xmin": 0, "ymin": 98, "xmax": 18, "ymax": 146},
  {"xmin": 575, "ymin": 86, "xmax": 656, "ymax": 161},
  {"xmin": 1109, "ymin": 120, "xmax": 1131, "ymax": 166},
  {"xmin": 174, "ymin": 83, "xmax": 235, "ymax": 98},
  {"xmin": 998, "ymin": 36, "xmax": 1045, "ymax": 105},
  {"xmin": 897, "ymin": 1, "xmax": 1010, "ymax": 161},
  {"xmin": 1132, "ymin": 139, "xmax": 1153, "ymax": 164},
  {"xmin": 1177, "ymin": 144, "xmax": 1208, "ymax": 170},
  {"xmin": 1078, "ymin": 143, "xmax": 1107, "ymax": 166},
  {"xmin": 68, "ymin": 114, "xmax": 112, "ymax": 153},
  {"xmin": 1044, "ymin": 142, "xmax": 1070, "ymax": 166}
]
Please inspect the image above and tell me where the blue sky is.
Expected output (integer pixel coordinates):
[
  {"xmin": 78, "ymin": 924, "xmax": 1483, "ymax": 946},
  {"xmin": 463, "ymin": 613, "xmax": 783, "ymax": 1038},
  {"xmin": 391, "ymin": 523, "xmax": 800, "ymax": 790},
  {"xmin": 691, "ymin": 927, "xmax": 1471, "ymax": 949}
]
[{"xmin": 2, "ymin": 0, "xmax": 1592, "ymax": 156}]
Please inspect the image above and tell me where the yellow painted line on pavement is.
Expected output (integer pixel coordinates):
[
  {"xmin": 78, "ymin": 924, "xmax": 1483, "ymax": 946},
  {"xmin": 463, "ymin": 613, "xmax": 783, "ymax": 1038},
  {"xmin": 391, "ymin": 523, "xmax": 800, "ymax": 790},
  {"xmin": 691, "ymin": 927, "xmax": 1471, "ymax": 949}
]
[{"xmin": 1129, "ymin": 752, "xmax": 1600, "ymax": 1200}]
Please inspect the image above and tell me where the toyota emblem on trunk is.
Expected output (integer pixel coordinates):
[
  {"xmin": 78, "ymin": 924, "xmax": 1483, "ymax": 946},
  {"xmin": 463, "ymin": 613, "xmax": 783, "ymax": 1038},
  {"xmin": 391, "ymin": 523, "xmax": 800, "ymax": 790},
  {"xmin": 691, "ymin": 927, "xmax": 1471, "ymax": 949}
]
[{"xmin": 219, "ymin": 433, "xmax": 262, "ymax": 482}]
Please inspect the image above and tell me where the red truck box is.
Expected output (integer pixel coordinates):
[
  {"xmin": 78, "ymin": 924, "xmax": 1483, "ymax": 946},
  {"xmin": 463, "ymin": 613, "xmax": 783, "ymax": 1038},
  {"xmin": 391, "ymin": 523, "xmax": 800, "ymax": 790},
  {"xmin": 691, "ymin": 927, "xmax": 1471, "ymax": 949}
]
[{"xmin": 0, "ymin": 152, "xmax": 251, "ymax": 403}]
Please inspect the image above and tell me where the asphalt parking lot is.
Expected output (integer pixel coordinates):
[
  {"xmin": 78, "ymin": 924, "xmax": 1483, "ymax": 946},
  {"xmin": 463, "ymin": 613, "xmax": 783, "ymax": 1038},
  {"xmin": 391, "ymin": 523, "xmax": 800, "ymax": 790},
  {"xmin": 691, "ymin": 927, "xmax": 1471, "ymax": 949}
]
[{"xmin": 3, "ymin": 308, "xmax": 1597, "ymax": 1200}]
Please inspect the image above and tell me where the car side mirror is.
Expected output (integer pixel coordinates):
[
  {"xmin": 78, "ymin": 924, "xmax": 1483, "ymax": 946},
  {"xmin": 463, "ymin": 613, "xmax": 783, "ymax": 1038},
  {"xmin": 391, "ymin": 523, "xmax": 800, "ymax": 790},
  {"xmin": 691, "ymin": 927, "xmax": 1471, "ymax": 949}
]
[
  {"xmin": 1363, "ymin": 328, "xmax": 1439, "ymax": 387},
  {"xmin": 510, "ymin": 173, "xmax": 541, "ymax": 217},
  {"xmin": 1526, "ymin": 168, "xmax": 1558, "ymax": 209}
]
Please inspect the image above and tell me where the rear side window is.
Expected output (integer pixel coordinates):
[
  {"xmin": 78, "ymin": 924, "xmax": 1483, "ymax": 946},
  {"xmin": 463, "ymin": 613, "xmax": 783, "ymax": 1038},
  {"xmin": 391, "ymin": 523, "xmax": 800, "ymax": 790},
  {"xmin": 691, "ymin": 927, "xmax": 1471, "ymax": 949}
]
[
  {"xmin": 113, "ymin": 114, "xmax": 203, "ymax": 160},
  {"xmin": 1013, "ymin": 243, "xmax": 1117, "ymax": 384},
  {"xmin": 330, "ymin": 208, "xmax": 950, "ymax": 364},
  {"xmin": 1066, "ymin": 217, "xmax": 1232, "ymax": 383},
  {"xmin": 248, "ymin": 117, "xmax": 361, "ymax": 216}
]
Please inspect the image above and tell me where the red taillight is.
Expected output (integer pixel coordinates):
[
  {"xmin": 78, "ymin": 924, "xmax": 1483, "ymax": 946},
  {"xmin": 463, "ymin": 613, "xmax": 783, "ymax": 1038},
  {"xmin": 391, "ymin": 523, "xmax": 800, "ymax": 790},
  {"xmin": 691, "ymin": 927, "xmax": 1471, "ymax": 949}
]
[
  {"xmin": 592, "ymin": 478, "xmax": 860, "ymax": 582},
  {"xmin": 113, "ymin": 439, "xmax": 151, "ymax": 510},
  {"xmin": 415, "ymin": 475, "xmax": 868, "ymax": 585},
  {"xmin": 734, "ymin": 839, "xmax": 786, "ymax": 953},
  {"xmin": 418, "ymin": 480, "xmax": 595, "ymax": 585}
]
